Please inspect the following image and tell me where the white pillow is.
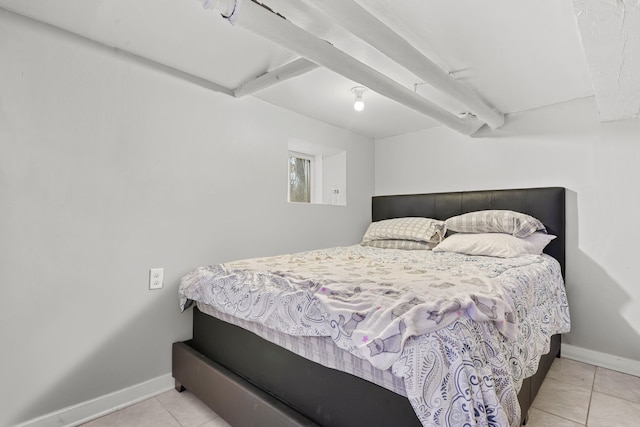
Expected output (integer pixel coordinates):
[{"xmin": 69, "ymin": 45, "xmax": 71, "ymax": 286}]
[
  {"xmin": 432, "ymin": 232, "xmax": 556, "ymax": 258},
  {"xmin": 362, "ymin": 217, "xmax": 446, "ymax": 244},
  {"xmin": 445, "ymin": 210, "xmax": 546, "ymax": 238}
]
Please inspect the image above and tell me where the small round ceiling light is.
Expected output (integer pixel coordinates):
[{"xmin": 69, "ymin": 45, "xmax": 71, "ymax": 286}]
[{"xmin": 351, "ymin": 86, "xmax": 367, "ymax": 112}]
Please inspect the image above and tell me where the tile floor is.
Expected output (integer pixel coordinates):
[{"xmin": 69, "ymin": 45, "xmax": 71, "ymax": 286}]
[
  {"xmin": 82, "ymin": 358, "xmax": 640, "ymax": 427},
  {"xmin": 527, "ymin": 358, "xmax": 640, "ymax": 427},
  {"xmin": 79, "ymin": 389, "xmax": 230, "ymax": 427}
]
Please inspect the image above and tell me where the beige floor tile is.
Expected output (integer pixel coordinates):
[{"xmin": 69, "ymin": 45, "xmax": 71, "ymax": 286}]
[
  {"xmin": 199, "ymin": 416, "xmax": 233, "ymax": 427},
  {"xmin": 80, "ymin": 397, "xmax": 181, "ymax": 427},
  {"xmin": 525, "ymin": 407, "xmax": 585, "ymax": 427},
  {"xmin": 531, "ymin": 378, "xmax": 591, "ymax": 424},
  {"xmin": 593, "ymin": 367, "xmax": 640, "ymax": 404},
  {"xmin": 156, "ymin": 389, "xmax": 220, "ymax": 427},
  {"xmin": 547, "ymin": 358, "xmax": 596, "ymax": 390},
  {"xmin": 587, "ymin": 391, "xmax": 640, "ymax": 427}
]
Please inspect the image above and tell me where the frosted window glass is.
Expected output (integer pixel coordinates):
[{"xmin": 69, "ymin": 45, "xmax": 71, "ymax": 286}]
[{"xmin": 289, "ymin": 155, "xmax": 311, "ymax": 203}]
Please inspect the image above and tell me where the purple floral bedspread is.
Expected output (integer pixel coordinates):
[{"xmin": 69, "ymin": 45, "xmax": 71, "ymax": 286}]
[{"xmin": 180, "ymin": 246, "xmax": 570, "ymax": 426}]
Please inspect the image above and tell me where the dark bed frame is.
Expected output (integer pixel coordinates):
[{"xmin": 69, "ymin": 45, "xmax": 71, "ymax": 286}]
[{"xmin": 173, "ymin": 187, "xmax": 565, "ymax": 426}]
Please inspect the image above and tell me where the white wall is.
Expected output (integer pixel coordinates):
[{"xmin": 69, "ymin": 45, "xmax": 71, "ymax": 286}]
[
  {"xmin": 322, "ymin": 151, "xmax": 347, "ymax": 205},
  {"xmin": 376, "ymin": 96, "xmax": 640, "ymax": 366},
  {"xmin": 0, "ymin": 10, "xmax": 374, "ymax": 427}
]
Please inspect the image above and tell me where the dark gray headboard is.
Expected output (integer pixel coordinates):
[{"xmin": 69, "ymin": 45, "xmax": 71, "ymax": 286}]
[{"xmin": 372, "ymin": 187, "xmax": 565, "ymax": 276}]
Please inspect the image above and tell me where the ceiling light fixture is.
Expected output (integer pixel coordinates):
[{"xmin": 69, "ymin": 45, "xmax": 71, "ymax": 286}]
[
  {"xmin": 352, "ymin": 86, "xmax": 367, "ymax": 111},
  {"xmin": 301, "ymin": 0, "xmax": 504, "ymax": 129}
]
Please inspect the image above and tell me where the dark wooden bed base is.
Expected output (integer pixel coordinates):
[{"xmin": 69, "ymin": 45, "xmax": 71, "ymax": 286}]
[{"xmin": 173, "ymin": 187, "xmax": 566, "ymax": 426}]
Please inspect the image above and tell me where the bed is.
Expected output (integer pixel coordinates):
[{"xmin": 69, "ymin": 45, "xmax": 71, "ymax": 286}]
[{"xmin": 172, "ymin": 186, "xmax": 569, "ymax": 427}]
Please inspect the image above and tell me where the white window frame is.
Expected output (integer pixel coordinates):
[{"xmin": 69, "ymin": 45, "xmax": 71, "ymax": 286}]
[
  {"xmin": 287, "ymin": 138, "xmax": 345, "ymax": 205},
  {"xmin": 288, "ymin": 151, "xmax": 319, "ymax": 204}
]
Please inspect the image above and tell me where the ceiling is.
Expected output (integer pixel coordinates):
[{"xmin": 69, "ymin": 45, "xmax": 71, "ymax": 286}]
[{"xmin": 1, "ymin": 0, "xmax": 638, "ymax": 139}]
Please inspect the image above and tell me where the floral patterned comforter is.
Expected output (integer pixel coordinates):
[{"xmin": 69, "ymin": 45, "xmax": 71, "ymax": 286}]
[{"xmin": 180, "ymin": 246, "xmax": 570, "ymax": 427}]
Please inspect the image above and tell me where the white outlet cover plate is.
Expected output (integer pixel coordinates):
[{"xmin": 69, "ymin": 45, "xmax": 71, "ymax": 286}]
[{"xmin": 149, "ymin": 268, "xmax": 164, "ymax": 290}]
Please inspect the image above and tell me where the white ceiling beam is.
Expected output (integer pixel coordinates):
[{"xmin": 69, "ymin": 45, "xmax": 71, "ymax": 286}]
[
  {"xmin": 572, "ymin": 0, "xmax": 640, "ymax": 121},
  {"xmin": 3, "ymin": 5, "xmax": 235, "ymax": 98},
  {"xmin": 205, "ymin": 0, "xmax": 484, "ymax": 135},
  {"xmin": 233, "ymin": 57, "xmax": 319, "ymax": 97},
  {"xmin": 302, "ymin": 0, "xmax": 505, "ymax": 129}
]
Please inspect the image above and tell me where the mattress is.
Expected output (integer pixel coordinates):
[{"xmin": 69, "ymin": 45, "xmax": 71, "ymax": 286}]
[
  {"xmin": 196, "ymin": 302, "xmax": 408, "ymax": 395},
  {"xmin": 180, "ymin": 245, "xmax": 570, "ymax": 427}
]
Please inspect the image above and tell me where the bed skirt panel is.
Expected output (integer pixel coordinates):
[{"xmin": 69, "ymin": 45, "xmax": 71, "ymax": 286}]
[{"xmin": 172, "ymin": 341, "xmax": 319, "ymax": 427}]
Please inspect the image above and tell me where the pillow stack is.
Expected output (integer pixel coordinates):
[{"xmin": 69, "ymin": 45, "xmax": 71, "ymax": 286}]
[
  {"xmin": 433, "ymin": 210, "xmax": 555, "ymax": 258},
  {"xmin": 361, "ymin": 210, "xmax": 556, "ymax": 258},
  {"xmin": 361, "ymin": 217, "xmax": 446, "ymax": 250}
]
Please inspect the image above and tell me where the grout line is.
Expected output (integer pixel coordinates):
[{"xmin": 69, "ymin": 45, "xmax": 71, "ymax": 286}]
[
  {"xmin": 154, "ymin": 395, "xmax": 183, "ymax": 427},
  {"xmin": 155, "ymin": 389, "xmax": 227, "ymax": 427},
  {"xmin": 585, "ymin": 378, "xmax": 594, "ymax": 427},
  {"xmin": 533, "ymin": 408, "xmax": 587, "ymax": 426},
  {"xmin": 592, "ymin": 366, "xmax": 640, "ymax": 405}
]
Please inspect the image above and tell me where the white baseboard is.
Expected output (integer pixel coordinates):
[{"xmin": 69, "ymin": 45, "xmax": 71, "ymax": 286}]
[
  {"xmin": 15, "ymin": 374, "xmax": 175, "ymax": 427},
  {"xmin": 562, "ymin": 344, "xmax": 640, "ymax": 377}
]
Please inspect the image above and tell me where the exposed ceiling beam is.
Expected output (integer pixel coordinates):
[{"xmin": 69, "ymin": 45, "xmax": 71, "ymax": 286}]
[
  {"xmin": 1, "ymin": 6, "xmax": 235, "ymax": 98},
  {"xmin": 302, "ymin": 0, "xmax": 505, "ymax": 129},
  {"xmin": 204, "ymin": 0, "xmax": 484, "ymax": 135},
  {"xmin": 233, "ymin": 57, "xmax": 319, "ymax": 97},
  {"xmin": 572, "ymin": 0, "xmax": 640, "ymax": 121}
]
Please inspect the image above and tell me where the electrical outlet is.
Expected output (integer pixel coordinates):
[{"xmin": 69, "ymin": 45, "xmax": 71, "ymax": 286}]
[{"xmin": 149, "ymin": 268, "xmax": 164, "ymax": 290}]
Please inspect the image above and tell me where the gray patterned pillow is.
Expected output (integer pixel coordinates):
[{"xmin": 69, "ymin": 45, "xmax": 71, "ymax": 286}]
[
  {"xmin": 362, "ymin": 217, "xmax": 446, "ymax": 244},
  {"xmin": 361, "ymin": 239, "xmax": 436, "ymax": 250},
  {"xmin": 445, "ymin": 210, "xmax": 546, "ymax": 238}
]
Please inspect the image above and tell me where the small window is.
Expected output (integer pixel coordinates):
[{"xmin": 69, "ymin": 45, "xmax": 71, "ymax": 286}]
[
  {"xmin": 288, "ymin": 151, "xmax": 313, "ymax": 203},
  {"xmin": 287, "ymin": 138, "xmax": 346, "ymax": 206}
]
